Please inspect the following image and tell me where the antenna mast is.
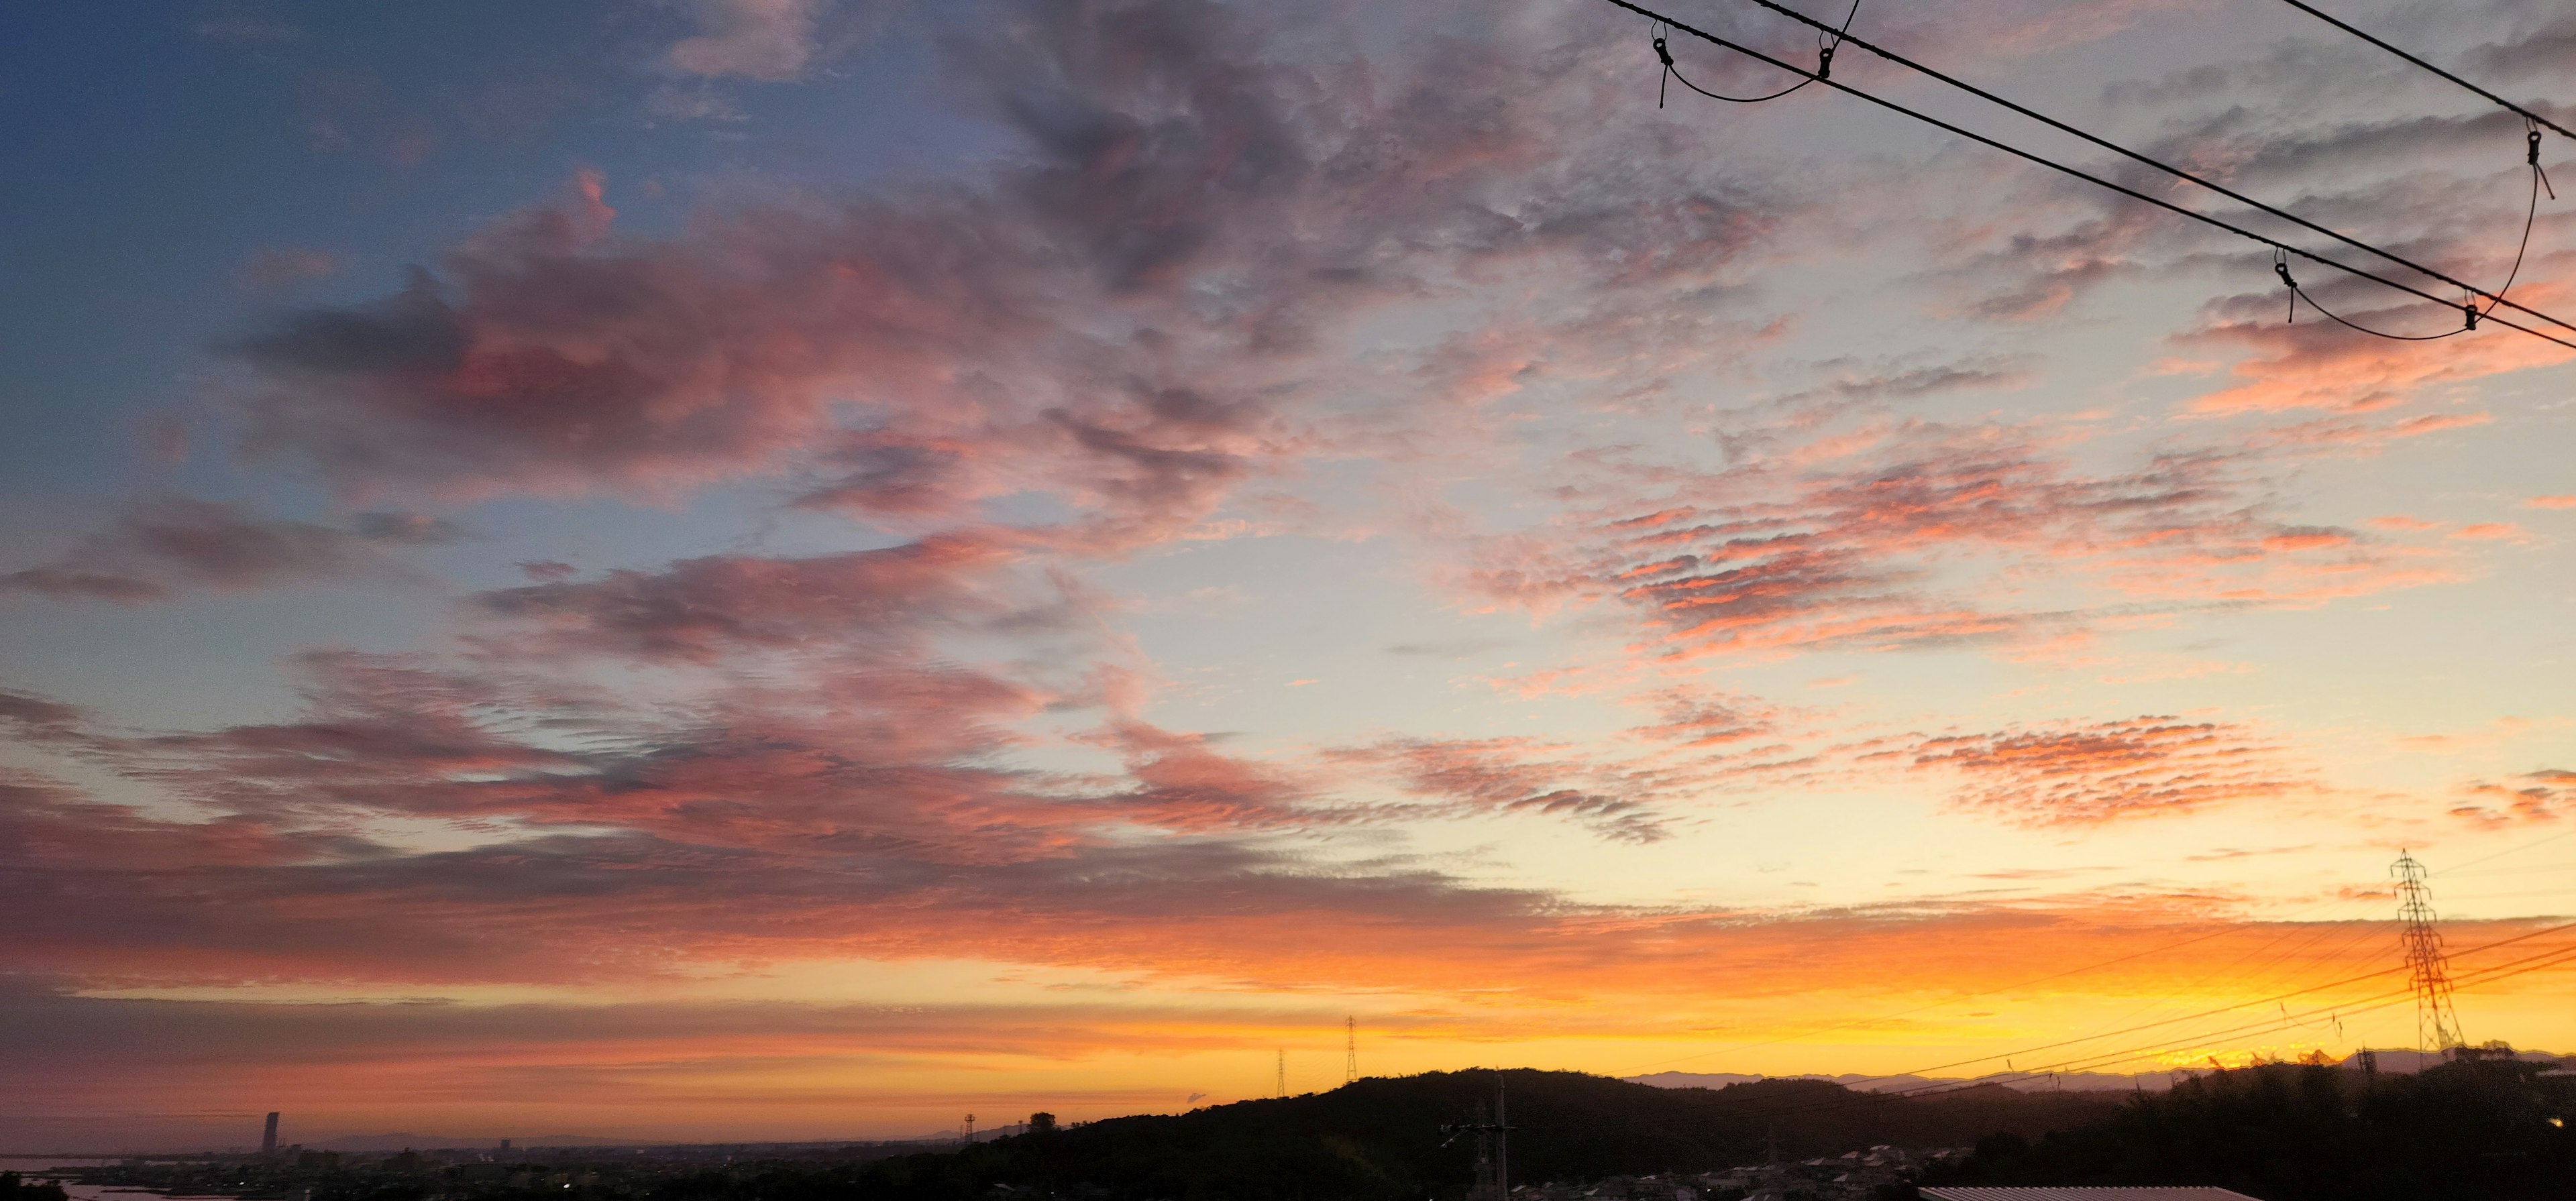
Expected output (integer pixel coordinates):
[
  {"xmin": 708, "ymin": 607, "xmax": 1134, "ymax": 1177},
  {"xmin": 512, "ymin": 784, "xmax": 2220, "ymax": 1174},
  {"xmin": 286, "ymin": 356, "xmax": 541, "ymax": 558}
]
[
  {"xmin": 1277, "ymin": 1047, "xmax": 1287, "ymax": 1098},
  {"xmin": 2393, "ymin": 850, "xmax": 2466, "ymax": 1056},
  {"xmin": 1344, "ymin": 1016, "xmax": 1358, "ymax": 1084}
]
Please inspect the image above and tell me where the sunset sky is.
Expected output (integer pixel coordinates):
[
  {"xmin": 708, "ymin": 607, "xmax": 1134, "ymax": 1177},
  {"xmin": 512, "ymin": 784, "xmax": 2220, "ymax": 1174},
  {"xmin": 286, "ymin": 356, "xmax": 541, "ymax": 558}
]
[{"xmin": 3, "ymin": 0, "xmax": 2574, "ymax": 1151}]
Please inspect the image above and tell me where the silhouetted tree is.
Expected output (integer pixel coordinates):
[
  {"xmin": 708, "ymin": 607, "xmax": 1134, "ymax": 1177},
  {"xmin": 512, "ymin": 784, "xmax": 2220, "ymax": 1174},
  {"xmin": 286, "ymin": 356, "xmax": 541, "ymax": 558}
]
[{"xmin": 1916, "ymin": 1057, "xmax": 2575, "ymax": 1201}]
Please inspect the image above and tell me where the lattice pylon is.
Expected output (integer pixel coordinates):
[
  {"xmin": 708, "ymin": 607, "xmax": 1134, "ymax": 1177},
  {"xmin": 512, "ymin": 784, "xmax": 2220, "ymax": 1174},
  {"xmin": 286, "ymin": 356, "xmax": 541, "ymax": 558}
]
[{"xmin": 2393, "ymin": 850, "xmax": 2465, "ymax": 1055}]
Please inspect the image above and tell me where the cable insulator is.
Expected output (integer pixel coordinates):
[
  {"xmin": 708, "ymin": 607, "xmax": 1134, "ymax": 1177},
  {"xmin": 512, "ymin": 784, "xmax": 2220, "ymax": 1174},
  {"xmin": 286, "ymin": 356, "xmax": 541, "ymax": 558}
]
[{"xmin": 1817, "ymin": 44, "xmax": 1833, "ymax": 80}]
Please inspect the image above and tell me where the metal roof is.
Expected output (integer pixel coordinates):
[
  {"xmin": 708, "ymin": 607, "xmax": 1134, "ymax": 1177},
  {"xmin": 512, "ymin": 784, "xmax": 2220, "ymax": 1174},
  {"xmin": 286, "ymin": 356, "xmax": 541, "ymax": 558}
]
[{"xmin": 1921, "ymin": 1190, "xmax": 2267, "ymax": 1201}]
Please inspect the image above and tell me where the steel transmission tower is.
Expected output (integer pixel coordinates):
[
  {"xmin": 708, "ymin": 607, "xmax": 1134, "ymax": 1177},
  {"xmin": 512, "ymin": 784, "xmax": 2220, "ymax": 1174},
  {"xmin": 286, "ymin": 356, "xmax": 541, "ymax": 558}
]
[
  {"xmin": 2392, "ymin": 851, "xmax": 2466, "ymax": 1055},
  {"xmin": 1344, "ymin": 1016, "xmax": 1358, "ymax": 1084},
  {"xmin": 1276, "ymin": 1047, "xmax": 1287, "ymax": 1098}
]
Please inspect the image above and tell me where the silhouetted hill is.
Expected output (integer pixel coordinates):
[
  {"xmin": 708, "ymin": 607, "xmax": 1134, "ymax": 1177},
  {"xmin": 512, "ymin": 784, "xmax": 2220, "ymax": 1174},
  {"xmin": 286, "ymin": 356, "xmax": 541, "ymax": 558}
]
[
  {"xmin": 655, "ymin": 1068, "xmax": 2127, "ymax": 1201},
  {"xmin": 1919, "ymin": 1056, "xmax": 2576, "ymax": 1201}
]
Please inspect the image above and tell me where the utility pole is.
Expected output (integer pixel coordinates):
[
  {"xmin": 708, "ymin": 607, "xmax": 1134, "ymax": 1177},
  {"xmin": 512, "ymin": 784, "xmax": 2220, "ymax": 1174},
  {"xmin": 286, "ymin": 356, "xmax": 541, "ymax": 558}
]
[
  {"xmin": 1344, "ymin": 1016, "xmax": 1358, "ymax": 1084},
  {"xmin": 2393, "ymin": 850, "xmax": 2466, "ymax": 1057},
  {"xmin": 1439, "ymin": 1076, "xmax": 1515, "ymax": 1201}
]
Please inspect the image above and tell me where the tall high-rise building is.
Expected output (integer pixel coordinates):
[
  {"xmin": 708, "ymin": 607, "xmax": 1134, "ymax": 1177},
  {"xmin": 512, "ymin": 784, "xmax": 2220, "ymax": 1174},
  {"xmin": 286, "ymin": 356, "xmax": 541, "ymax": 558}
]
[{"xmin": 261, "ymin": 1112, "xmax": 280, "ymax": 1155}]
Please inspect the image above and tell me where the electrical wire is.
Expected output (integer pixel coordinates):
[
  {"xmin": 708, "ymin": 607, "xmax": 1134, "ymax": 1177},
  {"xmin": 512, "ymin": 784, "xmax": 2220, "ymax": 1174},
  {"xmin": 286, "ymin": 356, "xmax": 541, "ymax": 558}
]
[
  {"xmin": 1872, "ymin": 935, "xmax": 2576, "ymax": 1094},
  {"xmin": 1601, "ymin": 0, "xmax": 2576, "ymax": 352},
  {"xmin": 2267, "ymin": 0, "xmax": 2576, "ymax": 144},
  {"xmin": 1619, "ymin": 893, "xmax": 2366, "ymax": 1078},
  {"xmin": 1725, "ymin": 918, "xmax": 2576, "ymax": 1113},
  {"xmin": 1745, "ymin": 940, "xmax": 2576, "ymax": 1119},
  {"xmin": 1652, "ymin": 0, "xmax": 1860, "ymax": 106},
  {"xmin": 1675, "ymin": 0, "xmax": 2576, "ymax": 339},
  {"xmin": 2277, "ymin": 139, "xmax": 2553, "ymax": 339},
  {"xmin": 2438, "ymin": 827, "xmax": 2576, "ymax": 875}
]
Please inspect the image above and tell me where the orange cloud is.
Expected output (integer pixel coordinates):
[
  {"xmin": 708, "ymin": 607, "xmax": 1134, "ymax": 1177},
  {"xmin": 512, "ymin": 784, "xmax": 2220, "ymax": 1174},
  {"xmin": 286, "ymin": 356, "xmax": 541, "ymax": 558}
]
[{"xmin": 2449, "ymin": 768, "xmax": 2576, "ymax": 827}]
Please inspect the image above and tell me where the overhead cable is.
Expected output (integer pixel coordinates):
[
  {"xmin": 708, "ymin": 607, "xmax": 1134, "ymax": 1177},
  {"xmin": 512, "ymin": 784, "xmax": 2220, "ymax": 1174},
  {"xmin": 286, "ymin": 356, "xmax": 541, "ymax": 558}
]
[
  {"xmin": 1619, "ymin": 893, "xmax": 2373, "ymax": 1078},
  {"xmin": 1652, "ymin": 0, "xmax": 1858, "ymax": 106},
  {"xmin": 2269, "ymin": 0, "xmax": 2576, "ymax": 143},
  {"xmin": 1750, "ymin": 939, "xmax": 2576, "ymax": 1119},
  {"xmin": 1599, "ymin": 0, "xmax": 2576, "ymax": 353},
  {"xmin": 1678, "ymin": 915, "xmax": 2576, "ymax": 1121},
  {"xmin": 1672, "ymin": 0, "xmax": 2576, "ymax": 339},
  {"xmin": 1816, "ymin": 917, "xmax": 2576, "ymax": 1096}
]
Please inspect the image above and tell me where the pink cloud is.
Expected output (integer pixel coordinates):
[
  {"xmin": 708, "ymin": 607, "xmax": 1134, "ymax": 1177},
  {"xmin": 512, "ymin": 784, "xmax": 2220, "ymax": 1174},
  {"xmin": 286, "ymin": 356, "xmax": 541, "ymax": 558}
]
[
  {"xmin": 468, "ymin": 534, "xmax": 1039, "ymax": 665},
  {"xmin": 667, "ymin": 0, "xmax": 821, "ymax": 81},
  {"xmin": 1322, "ymin": 736, "xmax": 1675, "ymax": 844},
  {"xmin": 0, "ymin": 497, "xmax": 454, "ymax": 604},
  {"xmin": 1453, "ymin": 420, "xmax": 2447, "ymax": 667},
  {"xmin": 1912, "ymin": 716, "xmax": 2310, "ymax": 826}
]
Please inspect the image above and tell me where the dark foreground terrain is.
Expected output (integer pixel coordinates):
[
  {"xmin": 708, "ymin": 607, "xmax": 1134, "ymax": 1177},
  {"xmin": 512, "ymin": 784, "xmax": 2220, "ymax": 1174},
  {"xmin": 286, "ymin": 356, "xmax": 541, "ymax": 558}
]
[
  {"xmin": 46, "ymin": 1056, "xmax": 2573, "ymax": 1201},
  {"xmin": 788, "ymin": 1068, "xmax": 2115, "ymax": 1201},
  {"xmin": 1922, "ymin": 1054, "xmax": 2575, "ymax": 1201}
]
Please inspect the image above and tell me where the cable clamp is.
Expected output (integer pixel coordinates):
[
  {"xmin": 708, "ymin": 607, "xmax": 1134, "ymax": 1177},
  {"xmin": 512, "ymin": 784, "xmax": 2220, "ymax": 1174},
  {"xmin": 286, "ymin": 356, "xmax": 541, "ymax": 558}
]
[
  {"xmin": 1651, "ymin": 26, "xmax": 1672, "ymax": 109},
  {"xmin": 2273, "ymin": 249, "xmax": 2297, "ymax": 324},
  {"xmin": 2530, "ymin": 123, "xmax": 2558, "ymax": 200}
]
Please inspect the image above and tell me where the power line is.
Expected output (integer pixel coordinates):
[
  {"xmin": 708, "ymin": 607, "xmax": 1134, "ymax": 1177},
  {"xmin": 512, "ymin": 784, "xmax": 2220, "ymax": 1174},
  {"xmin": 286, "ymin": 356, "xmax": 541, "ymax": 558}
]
[
  {"xmin": 1683, "ymin": 0, "xmax": 2574, "ymax": 338},
  {"xmin": 1927, "ymin": 940, "xmax": 2576, "ymax": 1090},
  {"xmin": 2437, "ymin": 827, "xmax": 2576, "ymax": 876},
  {"xmin": 1841, "ymin": 934, "xmax": 2576, "ymax": 1102},
  {"xmin": 1650, "ymin": 0, "xmax": 1858, "ymax": 106},
  {"xmin": 1746, "ymin": 939, "xmax": 2576, "ymax": 1119},
  {"xmin": 2267, "ymin": 0, "xmax": 2576, "ymax": 143},
  {"xmin": 1748, "ymin": 916, "xmax": 2576, "ymax": 1109},
  {"xmin": 1621, "ymin": 892, "xmax": 2369, "ymax": 1078},
  {"xmin": 1599, "ymin": 0, "xmax": 2576, "ymax": 352}
]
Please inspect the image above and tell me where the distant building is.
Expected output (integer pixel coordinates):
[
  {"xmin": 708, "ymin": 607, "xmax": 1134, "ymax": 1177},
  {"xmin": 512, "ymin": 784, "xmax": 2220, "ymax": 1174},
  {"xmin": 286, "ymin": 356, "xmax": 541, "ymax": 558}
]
[
  {"xmin": 1921, "ymin": 1189, "xmax": 2269, "ymax": 1201},
  {"xmin": 261, "ymin": 1113, "xmax": 280, "ymax": 1155}
]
